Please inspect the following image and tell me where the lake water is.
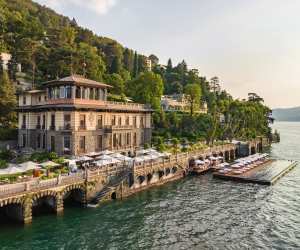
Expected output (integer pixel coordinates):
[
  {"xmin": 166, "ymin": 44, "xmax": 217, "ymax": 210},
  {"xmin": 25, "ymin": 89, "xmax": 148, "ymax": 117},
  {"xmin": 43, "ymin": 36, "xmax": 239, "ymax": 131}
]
[{"xmin": 0, "ymin": 122, "xmax": 299, "ymax": 250}]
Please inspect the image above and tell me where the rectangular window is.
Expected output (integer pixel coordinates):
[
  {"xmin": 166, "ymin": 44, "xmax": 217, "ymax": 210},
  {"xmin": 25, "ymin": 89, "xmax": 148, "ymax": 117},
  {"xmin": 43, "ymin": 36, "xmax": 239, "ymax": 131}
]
[
  {"xmin": 126, "ymin": 116, "xmax": 129, "ymax": 126},
  {"xmin": 127, "ymin": 133, "xmax": 131, "ymax": 145},
  {"xmin": 97, "ymin": 115, "xmax": 103, "ymax": 129},
  {"xmin": 118, "ymin": 134, "xmax": 122, "ymax": 147},
  {"xmin": 22, "ymin": 115, "xmax": 26, "ymax": 129},
  {"xmin": 37, "ymin": 134, "xmax": 41, "ymax": 148},
  {"xmin": 140, "ymin": 117, "xmax": 144, "ymax": 128},
  {"xmin": 95, "ymin": 89, "xmax": 100, "ymax": 100},
  {"xmin": 42, "ymin": 115, "xmax": 46, "ymax": 129},
  {"xmin": 64, "ymin": 114, "xmax": 71, "ymax": 129},
  {"xmin": 133, "ymin": 116, "xmax": 137, "ymax": 128},
  {"xmin": 51, "ymin": 114, "xmax": 55, "ymax": 130},
  {"xmin": 118, "ymin": 117, "xmax": 122, "ymax": 126},
  {"xmin": 76, "ymin": 87, "xmax": 81, "ymax": 98},
  {"xmin": 42, "ymin": 134, "xmax": 46, "ymax": 149},
  {"xmin": 89, "ymin": 88, "xmax": 94, "ymax": 99},
  {"xmin": 63, "ymin": 136, "xmax": 71, "ymax": 154},
  {"xmin": 37, "ymin": 115, "xmax": 41, "ymax": 129},
  {"xmin": 50, "ymin": 136, "xmax": 55, "ymax": 151},
  {"xmin": 65, "ymin": 86, "xmax": 72, "ymax": 98},
  {"xmin": 133, "ymin": 133, "xmax": 137, "ymax": 146},
  {"xmin": 79, "ymin": 136, "xmax": 85, "ymax": 150},
  {"xmin": 113, "ymin": 134, "xmax": 117, "ymax": 148},
  {"xmin": 97, "ymin": 135, "xmax": 103, "ymax": 150},
  {"xmin": 23, "ymin": 96, "xmax": 26, "ymax": 105},
  {"xmin": 79, "ymin": 114, "xmax": 86, "ymax": 129},
  {"xmin": 60, "ymin": 86, "xmax": 65, "ymax": 98},
  {"xmin": 112, "ymin": 115, "xmax": 116, "ymax": 126},
  {"xmin": 22, "ymin": 134, "xmax": 26, "ymax": 147},
  {"xmin": 38, "ymin": 95, "xmax": 41, "ymax": 102}
]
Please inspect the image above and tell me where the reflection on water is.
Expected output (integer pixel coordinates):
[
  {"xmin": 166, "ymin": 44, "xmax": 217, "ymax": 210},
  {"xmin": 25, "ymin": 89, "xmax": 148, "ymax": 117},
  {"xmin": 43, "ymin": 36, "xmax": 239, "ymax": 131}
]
[{"xmin": 0, "ymin": 122, "xmax": 299, "ymax": 250}]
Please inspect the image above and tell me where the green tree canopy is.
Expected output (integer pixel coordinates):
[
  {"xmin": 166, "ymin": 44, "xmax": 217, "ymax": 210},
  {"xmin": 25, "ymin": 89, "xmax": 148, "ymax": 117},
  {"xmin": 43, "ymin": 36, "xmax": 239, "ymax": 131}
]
[
  {"xmin": 184, "ymin": 83, "xmax": 202, "ymax": 115},
  {"xmin": 0, "ymin": 70, "xmax": 16, "ymax": 128},
  {"xmin": 126, "ymin": 71, "xmax": 164, "ymax": 110}
]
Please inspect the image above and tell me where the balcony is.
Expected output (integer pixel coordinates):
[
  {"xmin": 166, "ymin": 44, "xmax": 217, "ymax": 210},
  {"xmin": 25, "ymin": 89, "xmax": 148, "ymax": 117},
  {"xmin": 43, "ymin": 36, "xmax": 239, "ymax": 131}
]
[
  {"xmin": 45, "ymin": 98, "xmax": 152, "ymax": 111},
  {"xmin": 103, "ymin": 125, "xmax": 135, "ymax": 133}
]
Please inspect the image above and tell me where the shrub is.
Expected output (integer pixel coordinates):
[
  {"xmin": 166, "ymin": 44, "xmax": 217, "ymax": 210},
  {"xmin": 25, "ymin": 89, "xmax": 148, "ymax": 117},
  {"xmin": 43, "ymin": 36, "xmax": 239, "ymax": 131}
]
[{"xmin": 0, "ymin": 160, "xmax": 8, "ymax": 169}]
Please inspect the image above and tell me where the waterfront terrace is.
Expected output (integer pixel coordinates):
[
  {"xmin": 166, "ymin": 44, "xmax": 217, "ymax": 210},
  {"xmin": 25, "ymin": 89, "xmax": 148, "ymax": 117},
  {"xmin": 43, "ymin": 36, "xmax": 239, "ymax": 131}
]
[
  {"xmin": 0, "ymin": 143, "xmax": 243, "ymax": 224},
  {"xmin": 17, "ymin": 75, "xmax": 153, "ymax": 156}
]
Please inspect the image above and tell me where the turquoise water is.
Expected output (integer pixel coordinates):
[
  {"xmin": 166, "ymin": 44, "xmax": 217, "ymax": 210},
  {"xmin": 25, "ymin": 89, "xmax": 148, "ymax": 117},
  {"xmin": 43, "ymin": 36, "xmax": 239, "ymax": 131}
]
[{"xmin": 0, "ymin": 122, "xmax": 299, "ymax": 249}]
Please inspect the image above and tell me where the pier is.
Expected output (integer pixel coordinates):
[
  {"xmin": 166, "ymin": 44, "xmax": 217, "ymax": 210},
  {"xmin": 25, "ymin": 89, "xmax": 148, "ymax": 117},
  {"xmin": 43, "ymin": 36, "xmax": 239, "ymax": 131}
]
[{"xmin": 213, "ymin": 159, "xmax": 297, "ymax": 185}]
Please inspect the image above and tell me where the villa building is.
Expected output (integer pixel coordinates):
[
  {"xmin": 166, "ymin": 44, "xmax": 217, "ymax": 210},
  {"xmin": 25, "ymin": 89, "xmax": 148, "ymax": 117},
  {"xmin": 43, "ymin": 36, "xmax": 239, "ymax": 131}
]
[
  {"xmin": 161, "ymin": 94, "xmax": 208, "ymax": 114},
  {"xmin": 17, "ymin": 75, "xmax": 153, "ymax": 156}
]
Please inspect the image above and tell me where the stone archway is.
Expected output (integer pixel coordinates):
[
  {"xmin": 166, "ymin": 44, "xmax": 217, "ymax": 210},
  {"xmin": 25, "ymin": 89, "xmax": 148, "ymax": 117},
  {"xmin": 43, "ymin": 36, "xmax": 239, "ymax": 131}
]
[
  {"xmin": 61, "ymin": 184, "xmax": 86, "ymax": 208},
  {"xmin": 165, "ymin": 168, "xmax": 171, "ymax": 176},
  {"xmin": 31, "ymin": 191, "xmax": 58, "ymax": 217},
  {"xmin": 0, "ymin": 199, "xmax": 24, "ymax": 224},
  {"xmin": 146, "ymin": 173, "xmax": 153, "ymax": 183},
  {"xmin": 171, "ymin": 166, "xmax": 178, "ymax": 174}
]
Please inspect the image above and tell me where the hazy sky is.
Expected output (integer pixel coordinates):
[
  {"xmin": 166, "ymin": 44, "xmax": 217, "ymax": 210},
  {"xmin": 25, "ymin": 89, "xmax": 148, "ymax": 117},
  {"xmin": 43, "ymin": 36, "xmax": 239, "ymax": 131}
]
[{"xmin": 35, "ymin": 0, "xmax": 300, "ymax": 108}]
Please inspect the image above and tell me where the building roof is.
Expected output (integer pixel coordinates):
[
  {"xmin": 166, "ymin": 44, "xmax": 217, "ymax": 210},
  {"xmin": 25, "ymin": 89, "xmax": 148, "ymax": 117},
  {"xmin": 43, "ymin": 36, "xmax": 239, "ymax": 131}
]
[{"xmin": 43, "ymin": 74, "xmax": 112, "ymax": 88}]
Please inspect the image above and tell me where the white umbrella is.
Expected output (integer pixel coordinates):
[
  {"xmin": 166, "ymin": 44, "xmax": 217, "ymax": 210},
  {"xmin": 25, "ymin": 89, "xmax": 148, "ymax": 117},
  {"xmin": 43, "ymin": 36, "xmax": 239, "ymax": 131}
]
[
  {"xmin": 40, "ymin": 161, "xmax": 60, "ymax": 168},
  {"xmin": 96, "ymin": 155, "xmax": 114, "ymax": 161},
  {"xmin": 195, "ymin": 160, "xmax": 205, "ymax": 165},
  {"xmin": 204, "ymin": 159, "xmax": 210, "ymax": 163},
  {"xmin": 18, "ymin": 161, "xmax": 40, "ymax": 172},
  {"xmin": 6, "ymin": 166, "xmax": 24, "ymax": 175},
  {"xmin": 86, "ymin": 152, "xmax": 101, "ymax": 157}
]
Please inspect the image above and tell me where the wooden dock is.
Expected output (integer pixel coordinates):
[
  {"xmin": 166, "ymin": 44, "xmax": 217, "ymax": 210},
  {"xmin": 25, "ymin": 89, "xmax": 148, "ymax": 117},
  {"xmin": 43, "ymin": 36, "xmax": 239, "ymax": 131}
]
[{"xmin": 213, "ymin": 160, "xmax": 298, "ymax": 185}]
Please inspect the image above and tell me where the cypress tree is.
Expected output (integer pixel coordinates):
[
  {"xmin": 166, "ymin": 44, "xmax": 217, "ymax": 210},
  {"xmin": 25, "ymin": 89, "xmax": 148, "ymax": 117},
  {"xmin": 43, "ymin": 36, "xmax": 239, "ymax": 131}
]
[
  {"xmin": 166, "ymin": 58, "xmax": 173, "ymax": 73},
  {"xmin": 133, "ymin": 51, "xmax": 139, "ymax": 77}
]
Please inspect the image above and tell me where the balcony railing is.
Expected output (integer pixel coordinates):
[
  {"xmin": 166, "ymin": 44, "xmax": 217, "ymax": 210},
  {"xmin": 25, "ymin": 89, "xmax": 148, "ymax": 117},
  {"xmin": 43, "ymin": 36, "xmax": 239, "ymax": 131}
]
[{"xmin": 45, "ymin": 98, "xmax": 152, "ymax": 111}]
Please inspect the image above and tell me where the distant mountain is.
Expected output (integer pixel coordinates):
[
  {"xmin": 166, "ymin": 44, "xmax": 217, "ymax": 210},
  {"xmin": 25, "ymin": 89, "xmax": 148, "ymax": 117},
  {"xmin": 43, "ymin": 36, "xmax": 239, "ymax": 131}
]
[{"xmin": 272, "ymin": 107, "xmax": 300, "ymax": 121}]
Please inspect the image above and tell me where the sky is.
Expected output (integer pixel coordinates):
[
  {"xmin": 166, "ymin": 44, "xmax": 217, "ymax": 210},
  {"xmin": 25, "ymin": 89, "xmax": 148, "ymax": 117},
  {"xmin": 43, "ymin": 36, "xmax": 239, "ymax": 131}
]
[{"xmin": 34, "ymin": 0, "xmax": 300, "ymax": 108}]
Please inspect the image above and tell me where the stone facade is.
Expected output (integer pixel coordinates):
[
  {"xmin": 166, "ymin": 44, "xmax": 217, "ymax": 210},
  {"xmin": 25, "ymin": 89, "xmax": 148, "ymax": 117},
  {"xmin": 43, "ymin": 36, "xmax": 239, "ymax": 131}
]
[{"xmin": 17, "ymin": 75, "xmax": 153, "ymax": 155}]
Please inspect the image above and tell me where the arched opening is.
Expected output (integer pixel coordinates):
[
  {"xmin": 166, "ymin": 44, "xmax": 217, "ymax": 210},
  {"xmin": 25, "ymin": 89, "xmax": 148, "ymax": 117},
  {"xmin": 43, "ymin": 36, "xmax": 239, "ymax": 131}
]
[
  {"xmin": 158, "ymin": 171, "xmax": 164, "ymax": 179},
  {"xmin": 0, "ymin": 203, "xmax": 24, "ymax": 225},
  {"xmin": 251, "ymin": 146, "xmax": 256, "ymax": 155},
  {"xmin": 165, "ymin": 168, "xmax": 171, "ymax": 176},
  {"xmin": 171, "ymin": 166, "xmax": 178, "ymax": 174},
  {"xmin": 235, "ymin": 148, "xmax": 239, "ymax": 158},
  {"xmin": 138, "ymin": 176, "xmax": 145, "ymax": 184},
  {"xmin": 63, "ymin": 188, "xmax": 85, "ymax": 207},
  {"xmin": 147, "ymin": 173, "xmax": 152, "ymax": 183},
  {"xmin": 32, "ymin": 195, "xmax": 57, "ymax": 217},
  {"xmin": 230, "ymin": 150, "xmax": 235, "ymax": 160},
  {"xmin": 225, "ymin": 151, "xmax": 230, "ymax": 161},
  {"xmin": 128, "ymin": 173, "xmax": 134, "ymax": 187},
  {"xmin": 111, "ymin": 192, "xmax": 117, "ymax": 200}
]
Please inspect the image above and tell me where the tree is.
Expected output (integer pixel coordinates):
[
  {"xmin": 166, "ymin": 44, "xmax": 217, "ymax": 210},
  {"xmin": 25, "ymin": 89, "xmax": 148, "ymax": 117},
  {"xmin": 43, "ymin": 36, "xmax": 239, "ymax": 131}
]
[
  {"xmin": 0, "ymin": 70, "xmax": 16, "ymax": 128},
  {"xmin": 133, "ymin": 51, "xmax": 138, "ymax": 77},
  {"xmin": 123, "ymin": 48, "xmax": 134, "ymax": 74},
  {"xmin": 126, "ymin": 71, "xmax": 164, "ymax": 110},
  {"xmin": 166, "ymin": 58, "xmax": 173, "ymax": 73},
  {"xmin": 184, "ymin": 83, "xmax": 202, "ymax": 115},
  {"xmin": 110, "ymin": 56, "xmax": 122, "ymax": 74},
  {"xmin": 149, "ymin": 54, "xmax": 159, "ymax": 66},
  {"xmin": 106, "ymin": 73, "xmax": 124, "ymax": 95}
]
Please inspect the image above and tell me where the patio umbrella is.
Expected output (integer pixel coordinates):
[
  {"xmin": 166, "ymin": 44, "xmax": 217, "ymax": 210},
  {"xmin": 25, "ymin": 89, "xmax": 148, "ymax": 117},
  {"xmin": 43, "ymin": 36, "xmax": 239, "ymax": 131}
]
[
  {"xmin": 18, "ymin": 161, "xmax": 40, "ymax": 172},
  {"xmin": 40, "ymin": 161, "xmax": 60, "ymax": 169}
]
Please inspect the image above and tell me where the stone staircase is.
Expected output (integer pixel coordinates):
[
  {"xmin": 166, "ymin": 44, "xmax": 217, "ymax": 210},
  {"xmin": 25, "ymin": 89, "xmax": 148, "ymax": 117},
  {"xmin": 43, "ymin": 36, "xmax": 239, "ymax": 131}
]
[{"xmin": 88, "ymin": 170, "xmax": 130, "ymax": 206}]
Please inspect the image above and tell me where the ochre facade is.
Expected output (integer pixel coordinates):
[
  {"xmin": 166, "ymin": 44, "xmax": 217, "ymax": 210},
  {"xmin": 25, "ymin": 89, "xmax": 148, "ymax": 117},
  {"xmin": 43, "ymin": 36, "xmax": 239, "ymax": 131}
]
[{"xmin": 17, "ymin": 75, "xmax": 152, "ymax": 155}]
